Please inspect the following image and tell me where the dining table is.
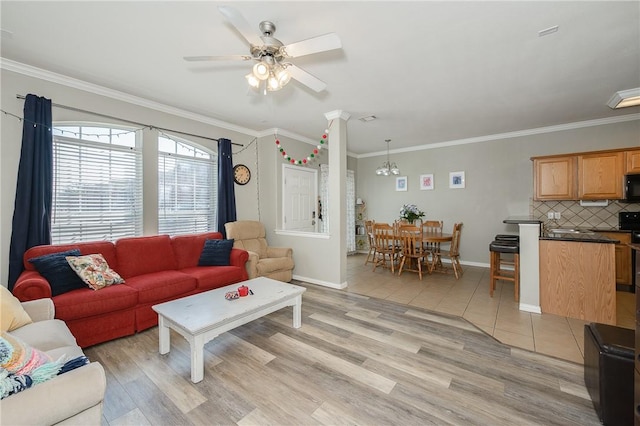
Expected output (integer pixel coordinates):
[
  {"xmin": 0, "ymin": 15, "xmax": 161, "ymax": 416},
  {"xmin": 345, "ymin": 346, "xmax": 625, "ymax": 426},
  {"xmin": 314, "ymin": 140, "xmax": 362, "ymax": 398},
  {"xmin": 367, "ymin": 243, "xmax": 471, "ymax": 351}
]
[
  {"xmin": 420, "ymin": 231, "xmax": 453, "ymax": 273},
  {"xmin": 389, "ymin": 226, "xmax": 453, "ymax": 274}
]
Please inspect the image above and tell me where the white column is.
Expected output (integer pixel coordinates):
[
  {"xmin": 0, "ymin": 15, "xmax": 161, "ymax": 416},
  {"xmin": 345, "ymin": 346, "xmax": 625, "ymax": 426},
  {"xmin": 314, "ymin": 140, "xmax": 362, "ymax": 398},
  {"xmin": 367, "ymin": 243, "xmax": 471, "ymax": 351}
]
[
  {"xmin": 324, "ymin": 110, "xmax": 350, "ymax": 288},
  {"xmin": 518, "ymin": 223, "xmax": 541, "ymax": 313}
]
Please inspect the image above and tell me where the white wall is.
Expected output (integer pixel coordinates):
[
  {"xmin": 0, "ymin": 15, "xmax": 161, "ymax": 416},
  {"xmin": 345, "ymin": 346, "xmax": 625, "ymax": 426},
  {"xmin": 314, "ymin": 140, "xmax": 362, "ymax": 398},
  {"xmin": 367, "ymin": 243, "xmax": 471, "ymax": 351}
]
[
  {"xmin": 356, "ymin": 119, "xmax": 640, "ymax": 266},
  {"xmin": 0, "ymin": 68, "xmax": 349, "ymax": 288},
  {"xmin": 2, "ymin": 67, "xmax": 638, "ymax": 287}
]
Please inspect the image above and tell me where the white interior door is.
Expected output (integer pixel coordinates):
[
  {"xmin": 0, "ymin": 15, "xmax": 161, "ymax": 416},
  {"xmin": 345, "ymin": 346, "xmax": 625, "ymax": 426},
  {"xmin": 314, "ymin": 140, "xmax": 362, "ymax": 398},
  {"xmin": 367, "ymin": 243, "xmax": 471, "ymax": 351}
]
[{"xmin": 283, "ymin": 165, "xmax": 317, "ymax": 231}]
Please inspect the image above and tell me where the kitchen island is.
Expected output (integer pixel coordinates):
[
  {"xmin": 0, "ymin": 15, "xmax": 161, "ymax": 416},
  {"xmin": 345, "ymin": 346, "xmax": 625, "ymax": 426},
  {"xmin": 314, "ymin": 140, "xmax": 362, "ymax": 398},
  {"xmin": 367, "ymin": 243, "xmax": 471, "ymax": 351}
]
[
  {"xmin": 503, "ymin": 217, "xmax": 618, "ymax": 323},
  {"xmin": 539, "ymin": 235, "xmax": 617, "ymax": 325}
]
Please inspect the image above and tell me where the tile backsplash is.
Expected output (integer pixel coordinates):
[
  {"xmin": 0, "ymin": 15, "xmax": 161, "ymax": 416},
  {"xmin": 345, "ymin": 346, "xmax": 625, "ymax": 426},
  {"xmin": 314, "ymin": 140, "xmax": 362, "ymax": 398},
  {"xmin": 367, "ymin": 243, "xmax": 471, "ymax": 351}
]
[{"xmin": 531, "ymin": 200, "xmax": 640, "ymax": 230}]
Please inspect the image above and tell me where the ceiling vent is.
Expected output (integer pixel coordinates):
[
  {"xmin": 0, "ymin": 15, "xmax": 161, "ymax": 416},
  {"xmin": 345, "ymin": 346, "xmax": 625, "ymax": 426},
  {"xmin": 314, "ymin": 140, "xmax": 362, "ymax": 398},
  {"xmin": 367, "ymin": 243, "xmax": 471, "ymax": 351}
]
[{"xmin": 358, "ymin": 115, "xmax": 377, "ymax": 123}]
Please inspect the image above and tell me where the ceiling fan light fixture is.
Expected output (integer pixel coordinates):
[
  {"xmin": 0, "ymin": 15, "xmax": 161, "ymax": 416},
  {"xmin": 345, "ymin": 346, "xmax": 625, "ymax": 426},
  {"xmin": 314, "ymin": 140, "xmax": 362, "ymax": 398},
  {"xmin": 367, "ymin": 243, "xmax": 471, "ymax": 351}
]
[
  {"xmin": 252, "ymin": 62, "xmax": 270, "ymax": 80},
  {"xmin": 275, "ymin": 66, "xmax": 291, "ymax": 86},
  {"xmin": 245, "ymin": 73, "xmax": 260, "ymax": 88},
  {"xmin": 267, "ymin": 73, "xmax": 282, "ymax": 91}
]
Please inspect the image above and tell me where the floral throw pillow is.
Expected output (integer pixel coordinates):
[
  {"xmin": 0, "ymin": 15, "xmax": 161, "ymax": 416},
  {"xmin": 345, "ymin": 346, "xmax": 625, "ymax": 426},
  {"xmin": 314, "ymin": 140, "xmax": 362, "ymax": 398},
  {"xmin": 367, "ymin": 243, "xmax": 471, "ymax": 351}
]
[{"xmin": 66, "ymin": 254, "xmax": 125, "ymax": 290}]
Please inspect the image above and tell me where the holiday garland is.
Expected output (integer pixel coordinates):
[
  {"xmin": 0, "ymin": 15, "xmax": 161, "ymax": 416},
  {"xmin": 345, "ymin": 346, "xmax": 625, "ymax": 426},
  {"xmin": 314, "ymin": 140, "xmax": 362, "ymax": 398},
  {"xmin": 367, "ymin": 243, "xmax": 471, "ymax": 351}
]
[{"xmin": 274, "ymin": 125, "xmax": 330, "ymax": 165}]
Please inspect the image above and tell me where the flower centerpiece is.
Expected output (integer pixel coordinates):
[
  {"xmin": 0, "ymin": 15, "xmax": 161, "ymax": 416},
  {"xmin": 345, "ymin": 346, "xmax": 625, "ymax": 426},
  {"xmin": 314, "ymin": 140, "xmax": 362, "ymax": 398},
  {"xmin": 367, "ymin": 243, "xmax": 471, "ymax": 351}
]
[{"xmin": 399, "ymin": 204, "xmax": 425, "ymax": 223}]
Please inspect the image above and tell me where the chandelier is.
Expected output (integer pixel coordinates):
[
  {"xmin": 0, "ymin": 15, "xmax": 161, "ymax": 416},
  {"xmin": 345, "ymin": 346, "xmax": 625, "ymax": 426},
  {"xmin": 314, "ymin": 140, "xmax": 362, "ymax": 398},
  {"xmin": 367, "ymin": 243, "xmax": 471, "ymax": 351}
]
[
  {"xmin": 376, "ymin": 139, "xmax": 400, "ymax": 176},
  {"xmin": 245, "ymin": 55, "xmax": 291, "ymax": 93}
]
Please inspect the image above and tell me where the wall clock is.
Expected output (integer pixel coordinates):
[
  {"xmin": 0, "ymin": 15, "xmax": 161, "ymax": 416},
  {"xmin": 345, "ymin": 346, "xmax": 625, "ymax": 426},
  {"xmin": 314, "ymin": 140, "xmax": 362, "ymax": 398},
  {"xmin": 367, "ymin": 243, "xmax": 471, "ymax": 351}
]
[{"xmin": 233, "ymin": 164, "xmax": 251, "ymax": 185}]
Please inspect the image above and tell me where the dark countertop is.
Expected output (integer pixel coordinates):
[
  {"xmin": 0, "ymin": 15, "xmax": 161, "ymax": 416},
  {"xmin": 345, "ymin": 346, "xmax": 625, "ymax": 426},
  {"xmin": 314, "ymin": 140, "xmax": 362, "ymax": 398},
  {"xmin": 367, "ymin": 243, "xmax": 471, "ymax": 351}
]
[
  {"xmin": 588, "ymin": 228, "xmax": 631, "ymax": 234},
  {"xmin": 540, "ymin": 232, "xmax": 619, "ymax": 244},
  {"xmin": 503, "ymin": 216, "xmax": 544, "ymax": 225}
]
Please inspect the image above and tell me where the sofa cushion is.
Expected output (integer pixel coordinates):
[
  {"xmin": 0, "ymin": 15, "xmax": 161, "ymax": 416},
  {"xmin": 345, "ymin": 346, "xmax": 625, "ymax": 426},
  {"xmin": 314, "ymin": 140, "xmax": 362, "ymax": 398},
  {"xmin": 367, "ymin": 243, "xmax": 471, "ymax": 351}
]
[
  {"xmin": 53, "ymin": 284, "xmax": 138, "ymax": 321},
  {"xmin": 198, "ymin": 239, "xmax": 234, "ymax": 266},
  {"xmin": 66, "ymin": 254, "xmax": 125, "ymax": 290},
  {"xmin": 0, "ymin": 331, "xmax": 88, "ymax": 400},
  {"xmin": 23, "ymin": 242, "xmax": 117, "ymax": 271},
  {"xmin": 256, "ymin": 257, "xmax": 295, "ymax": 275},
  {"xmin": 234, "ymin": 238, "xmax": 268, "ymax": 259},
  {"xmin": 115, "ymin": 235, "xmax": 177, "ymax": 278},
  {"xmin": 171, "ymin": 232, "xmax": 223, "ymax": 269},
  {"xmin": 123, "ymin": 271, "xmax": 196, "ymax": 304},
  {"xmin": 9, "ymin": 319, "xmax": 78, "ymax": 352},
  {"xmin": 0, "ymin": 286, "xmax": 32, "ymax": 332},
  {"xmin": 180, "ymin": 266, "xmax": 246, "ymax": 291},
  {"xmin": 28, "ymin": 249, "xmax": 86, "ymax": 297},
  {"xmin": 0, "ymin": 331, "xmax": 53, "ymax": 375}
]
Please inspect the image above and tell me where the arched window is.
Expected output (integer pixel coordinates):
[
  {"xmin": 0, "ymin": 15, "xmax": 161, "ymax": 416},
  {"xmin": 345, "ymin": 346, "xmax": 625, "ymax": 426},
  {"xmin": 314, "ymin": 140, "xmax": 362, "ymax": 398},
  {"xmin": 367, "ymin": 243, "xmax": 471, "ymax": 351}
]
[
  {"xmin": 52, "ymin": 125, "xmax": 143, "ymax": 243},
  {"xmin": 158, "ymin": 135, "xmax": 217, "ymax": 235}
]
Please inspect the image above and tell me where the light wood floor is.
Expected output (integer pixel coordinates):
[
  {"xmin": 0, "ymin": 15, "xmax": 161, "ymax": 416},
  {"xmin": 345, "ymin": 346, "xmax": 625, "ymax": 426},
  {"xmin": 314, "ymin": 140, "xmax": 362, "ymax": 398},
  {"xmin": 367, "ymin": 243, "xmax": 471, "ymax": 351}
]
[
  {"xmin": 346, "ymin": 253, "xmax": 635, "ymax": 364},
  {"xmin": 85, "ymin": 275, "xmax": 602, "ymax": 425}
]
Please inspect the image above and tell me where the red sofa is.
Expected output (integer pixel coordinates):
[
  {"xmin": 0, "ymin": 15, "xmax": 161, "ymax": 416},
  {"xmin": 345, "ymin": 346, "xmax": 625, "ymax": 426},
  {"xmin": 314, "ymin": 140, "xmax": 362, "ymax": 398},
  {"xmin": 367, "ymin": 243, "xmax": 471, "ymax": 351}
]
[{"xmin": 12, "ymin": 232, "xmax": 249, "ymax": 348}]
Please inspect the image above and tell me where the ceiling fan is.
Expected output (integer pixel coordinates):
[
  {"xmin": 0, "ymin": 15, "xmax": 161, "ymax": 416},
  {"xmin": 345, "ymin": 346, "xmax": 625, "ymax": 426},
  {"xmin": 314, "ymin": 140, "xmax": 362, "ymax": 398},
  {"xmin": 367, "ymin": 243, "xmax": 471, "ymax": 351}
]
[{"xmin": 184, "ymin": 5, "xmax": 342, "ymax": 93}]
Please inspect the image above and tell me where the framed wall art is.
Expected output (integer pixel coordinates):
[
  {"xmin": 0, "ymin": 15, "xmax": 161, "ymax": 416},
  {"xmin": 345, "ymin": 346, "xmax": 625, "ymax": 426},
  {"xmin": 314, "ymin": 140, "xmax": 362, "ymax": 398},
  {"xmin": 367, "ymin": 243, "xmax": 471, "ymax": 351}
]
[
  {"xmin": 420, "ymin": 174, "xmax": 434, "ymax": 190},
  {"xmin": 395, "ymin": 176, "xmax": 408, "ymax": 191},
  {"xmin": 449, "ymin": 171, "xmax": 465, "ymax": 189}
]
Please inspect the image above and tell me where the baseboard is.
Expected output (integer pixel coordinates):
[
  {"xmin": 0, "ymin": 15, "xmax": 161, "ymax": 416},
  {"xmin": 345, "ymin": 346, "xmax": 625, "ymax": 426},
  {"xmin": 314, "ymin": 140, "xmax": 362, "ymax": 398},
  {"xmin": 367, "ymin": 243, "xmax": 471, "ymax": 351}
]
[
  {"xmin": 519, "ymin": 303, "xmax": 541, "ymax": 314},
  {"xmin": 292, "ymin": 274, "xmax": 347, "ymax": 289}
]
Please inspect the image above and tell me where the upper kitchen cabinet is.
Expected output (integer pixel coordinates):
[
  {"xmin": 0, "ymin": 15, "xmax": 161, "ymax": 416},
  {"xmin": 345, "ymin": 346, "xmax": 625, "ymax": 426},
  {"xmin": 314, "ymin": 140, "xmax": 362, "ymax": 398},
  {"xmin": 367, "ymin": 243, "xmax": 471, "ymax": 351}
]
[
  {"xmin": 533, "ymin": 156, "xmax": 577, "ymax": 200},
  {"xmin": 626, "ymin": 149, "xmax": 640, "ymax": 174},
  {"xmin": 578, "ymin": 152, "xmax": 624, "ymax": 199}
]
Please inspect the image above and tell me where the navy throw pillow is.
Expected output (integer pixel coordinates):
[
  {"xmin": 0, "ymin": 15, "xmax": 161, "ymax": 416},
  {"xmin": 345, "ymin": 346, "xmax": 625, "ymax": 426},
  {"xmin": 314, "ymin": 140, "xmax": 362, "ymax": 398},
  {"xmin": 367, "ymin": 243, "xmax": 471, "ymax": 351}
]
[
  {"xmin": 28, "ymin": 249, "xmax": 86, "ymax": 297},
  {"xmin": 198, "ymin": 239, "xmax": 234, "ymax": 266}
]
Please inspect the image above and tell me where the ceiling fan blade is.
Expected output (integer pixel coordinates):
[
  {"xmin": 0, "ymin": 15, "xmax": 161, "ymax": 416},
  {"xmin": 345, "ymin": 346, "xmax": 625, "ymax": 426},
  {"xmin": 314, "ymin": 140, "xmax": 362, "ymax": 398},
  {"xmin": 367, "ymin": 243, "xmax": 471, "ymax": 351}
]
[
  {"xmin": 286, "ymin": 65, "xmax": 327, "ymax": 92},
  {"xmin": 184, "ymin": 55, "xmax": 252, "ymax": 62},
  {"xmin": 218, "ymin": 5, "xmax": 262, "ymax": 47},
  {"xmin": 281, "ymin": 33, "xmax": 342, "ymax": 58}
]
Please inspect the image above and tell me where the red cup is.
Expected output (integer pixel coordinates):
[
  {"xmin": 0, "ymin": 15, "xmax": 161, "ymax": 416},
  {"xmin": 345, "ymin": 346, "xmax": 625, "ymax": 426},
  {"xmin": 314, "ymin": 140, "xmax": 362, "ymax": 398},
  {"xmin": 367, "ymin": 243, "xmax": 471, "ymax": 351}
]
[{"xmin": 238, "ymin": 285, "xmax": 249, "ymax": 297}]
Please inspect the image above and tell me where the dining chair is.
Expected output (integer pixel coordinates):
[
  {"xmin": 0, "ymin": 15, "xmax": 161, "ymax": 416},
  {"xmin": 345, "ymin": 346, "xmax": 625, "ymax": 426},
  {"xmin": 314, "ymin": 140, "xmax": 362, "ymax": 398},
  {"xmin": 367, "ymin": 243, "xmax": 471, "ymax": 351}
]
[
  {"xmin": 397, "ymin": 225, "xmax": 428, "ymax": 280},
  {"xmin": 364, "ymin": 220, "xmax": 376, "ymax": 265},
  {"xmin": 372, "ymin": 223, "xmax": 398, "ymax": 273},
  {"xmin": 430, "ymin": 222, "xmax": 463, "ymax": 279},
  {"xmin": 422, "ymin": 220, "xmax": 443, "ymax": 267}
]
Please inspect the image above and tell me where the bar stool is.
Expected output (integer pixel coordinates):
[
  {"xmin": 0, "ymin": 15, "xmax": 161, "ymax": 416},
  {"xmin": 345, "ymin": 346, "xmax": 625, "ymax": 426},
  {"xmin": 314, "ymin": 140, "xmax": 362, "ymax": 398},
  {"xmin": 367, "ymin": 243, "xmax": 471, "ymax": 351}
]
[
  {"xmin": 489, "ymin": 238, "xmax": 520, "ymax": 302},
  {"xmin": 494, "ymin": 234, "xmax": 519, "ymax": 242}
]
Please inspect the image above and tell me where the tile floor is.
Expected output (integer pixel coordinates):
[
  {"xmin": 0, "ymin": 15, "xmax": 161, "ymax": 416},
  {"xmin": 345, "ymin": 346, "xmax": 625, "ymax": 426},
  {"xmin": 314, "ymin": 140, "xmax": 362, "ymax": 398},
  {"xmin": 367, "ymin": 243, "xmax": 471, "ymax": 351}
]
[{"xmin": 345, "ymin": 253, "xmax": 635, "ymax": 364}]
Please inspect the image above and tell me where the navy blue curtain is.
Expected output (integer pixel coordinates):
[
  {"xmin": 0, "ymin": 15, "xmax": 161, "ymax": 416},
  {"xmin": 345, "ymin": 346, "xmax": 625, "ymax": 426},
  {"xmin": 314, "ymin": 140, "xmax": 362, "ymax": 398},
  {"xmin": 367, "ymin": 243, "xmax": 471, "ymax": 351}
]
[
  {"xmin": 8, "ymin": 94, "xmax": 53, "ymax": 290},
  {"xmin": 217, "ymin": 138, "xmax": 236, "ymax": 238}
]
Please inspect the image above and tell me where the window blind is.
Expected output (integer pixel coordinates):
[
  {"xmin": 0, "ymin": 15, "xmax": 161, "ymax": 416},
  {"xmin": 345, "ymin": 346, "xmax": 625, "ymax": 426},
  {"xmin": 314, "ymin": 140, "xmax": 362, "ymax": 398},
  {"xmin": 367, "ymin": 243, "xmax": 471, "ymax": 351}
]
[
  {"xmin": 52, "ymin": 135, "xmax": 143, "ymax": 243},
  {"xmin": 158, "ymin": 151, "xmax": 217, "ymax": 236}
]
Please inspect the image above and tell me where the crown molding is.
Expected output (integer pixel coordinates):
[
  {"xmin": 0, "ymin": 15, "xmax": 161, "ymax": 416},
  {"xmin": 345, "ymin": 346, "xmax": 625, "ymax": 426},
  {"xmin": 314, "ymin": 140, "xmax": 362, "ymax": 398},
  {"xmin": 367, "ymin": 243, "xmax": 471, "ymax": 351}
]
[
  {"xmin": 0, "ymin": 58, "xmax": 260, "ymax": 138},
  {"xmin": 358, "ymin": 113, "xmax": 640, "ymax": 158},
  {"xmin": 6, "ymin": 58, "xmax": 634, "ymax": 159}
]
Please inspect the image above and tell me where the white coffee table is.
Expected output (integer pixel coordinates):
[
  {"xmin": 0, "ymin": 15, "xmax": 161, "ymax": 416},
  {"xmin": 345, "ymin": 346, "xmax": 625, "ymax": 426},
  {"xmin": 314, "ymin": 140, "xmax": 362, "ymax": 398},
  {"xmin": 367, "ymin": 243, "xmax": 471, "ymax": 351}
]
[{"xmin": 152, "ymin": 276, "xmax": 306, "ymax": 383}]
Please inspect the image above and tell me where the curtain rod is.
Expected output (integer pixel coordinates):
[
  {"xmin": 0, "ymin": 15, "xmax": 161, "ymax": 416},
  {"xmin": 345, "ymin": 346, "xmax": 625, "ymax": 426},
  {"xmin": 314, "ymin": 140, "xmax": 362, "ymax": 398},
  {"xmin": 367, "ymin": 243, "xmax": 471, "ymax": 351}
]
[{"xmin": 16, "ymin": 94, "xmax": 242, "ymax": 147}]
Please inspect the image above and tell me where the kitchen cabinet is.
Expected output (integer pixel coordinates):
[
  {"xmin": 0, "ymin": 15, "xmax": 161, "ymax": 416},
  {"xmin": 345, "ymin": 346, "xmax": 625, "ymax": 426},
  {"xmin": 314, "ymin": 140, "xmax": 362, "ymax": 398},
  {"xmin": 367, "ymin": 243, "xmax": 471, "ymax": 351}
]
[
  {"xmin": 578, "ymin": 151, "xmax": 625, "ymax": 199},
  {"xmin": 599, "ymin": 232, "xmax": 632, "ymax": 286},
  {"xmin": 532, "ymin": 147, "xmax": 635, "ymax": 200},
  {"xmin": 533, "ymin": 156, "xmax": 577, "ymax": 200},
  {"xmin": 539, "ymin": 239, "xmax": 616, "ymax": 325},
  {"xmin": 626, "ymin": 149, "xmax": 640, "ymax": 174}
]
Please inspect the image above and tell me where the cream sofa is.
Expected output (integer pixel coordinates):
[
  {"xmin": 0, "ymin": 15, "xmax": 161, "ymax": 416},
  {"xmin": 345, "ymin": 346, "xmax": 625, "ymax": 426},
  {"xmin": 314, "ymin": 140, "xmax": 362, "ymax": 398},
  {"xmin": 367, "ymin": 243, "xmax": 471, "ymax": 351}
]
[
  {"xmin": 0, "ymin": 298, "xmax": 106, "ymax": 425},
  {"xmin": 225, "ymin": 221, "xmax": 294, "ymax": 282}
]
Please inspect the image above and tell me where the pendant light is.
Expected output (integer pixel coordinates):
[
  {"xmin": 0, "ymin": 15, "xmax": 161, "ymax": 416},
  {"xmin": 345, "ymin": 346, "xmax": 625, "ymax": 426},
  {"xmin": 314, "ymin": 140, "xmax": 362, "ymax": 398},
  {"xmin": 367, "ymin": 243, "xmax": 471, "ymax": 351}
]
[{"xmin": 375, "ymin": 139, "xmax": 400, "ymax": 176}]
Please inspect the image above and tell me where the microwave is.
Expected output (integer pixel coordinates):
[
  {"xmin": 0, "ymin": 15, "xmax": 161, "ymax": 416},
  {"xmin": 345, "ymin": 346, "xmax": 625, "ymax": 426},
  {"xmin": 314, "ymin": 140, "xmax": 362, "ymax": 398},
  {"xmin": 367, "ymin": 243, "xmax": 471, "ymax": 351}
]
[{"xmin": 625, "ymin": 174, "xmax": 640, "ymax": 203}]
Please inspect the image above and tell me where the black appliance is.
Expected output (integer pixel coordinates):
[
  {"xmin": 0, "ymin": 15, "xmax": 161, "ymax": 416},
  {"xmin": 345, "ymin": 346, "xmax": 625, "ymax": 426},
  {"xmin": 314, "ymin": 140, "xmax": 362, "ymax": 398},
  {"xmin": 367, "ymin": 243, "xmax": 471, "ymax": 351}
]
[
  {"xmin": 619, "ymin": 212, "xmax": 640, "ymax": 288},
  {"xmin": 624, "ymin": 174, "xmax": 640, "ymax": 203}
]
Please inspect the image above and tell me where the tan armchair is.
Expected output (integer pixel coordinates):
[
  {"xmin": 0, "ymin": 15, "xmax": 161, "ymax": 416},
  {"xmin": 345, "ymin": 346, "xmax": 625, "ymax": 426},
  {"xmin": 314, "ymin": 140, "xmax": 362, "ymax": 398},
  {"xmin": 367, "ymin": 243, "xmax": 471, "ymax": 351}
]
[{"xmin": 225, "ymin": 221, "xmax": 294, "ymax": 282}]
